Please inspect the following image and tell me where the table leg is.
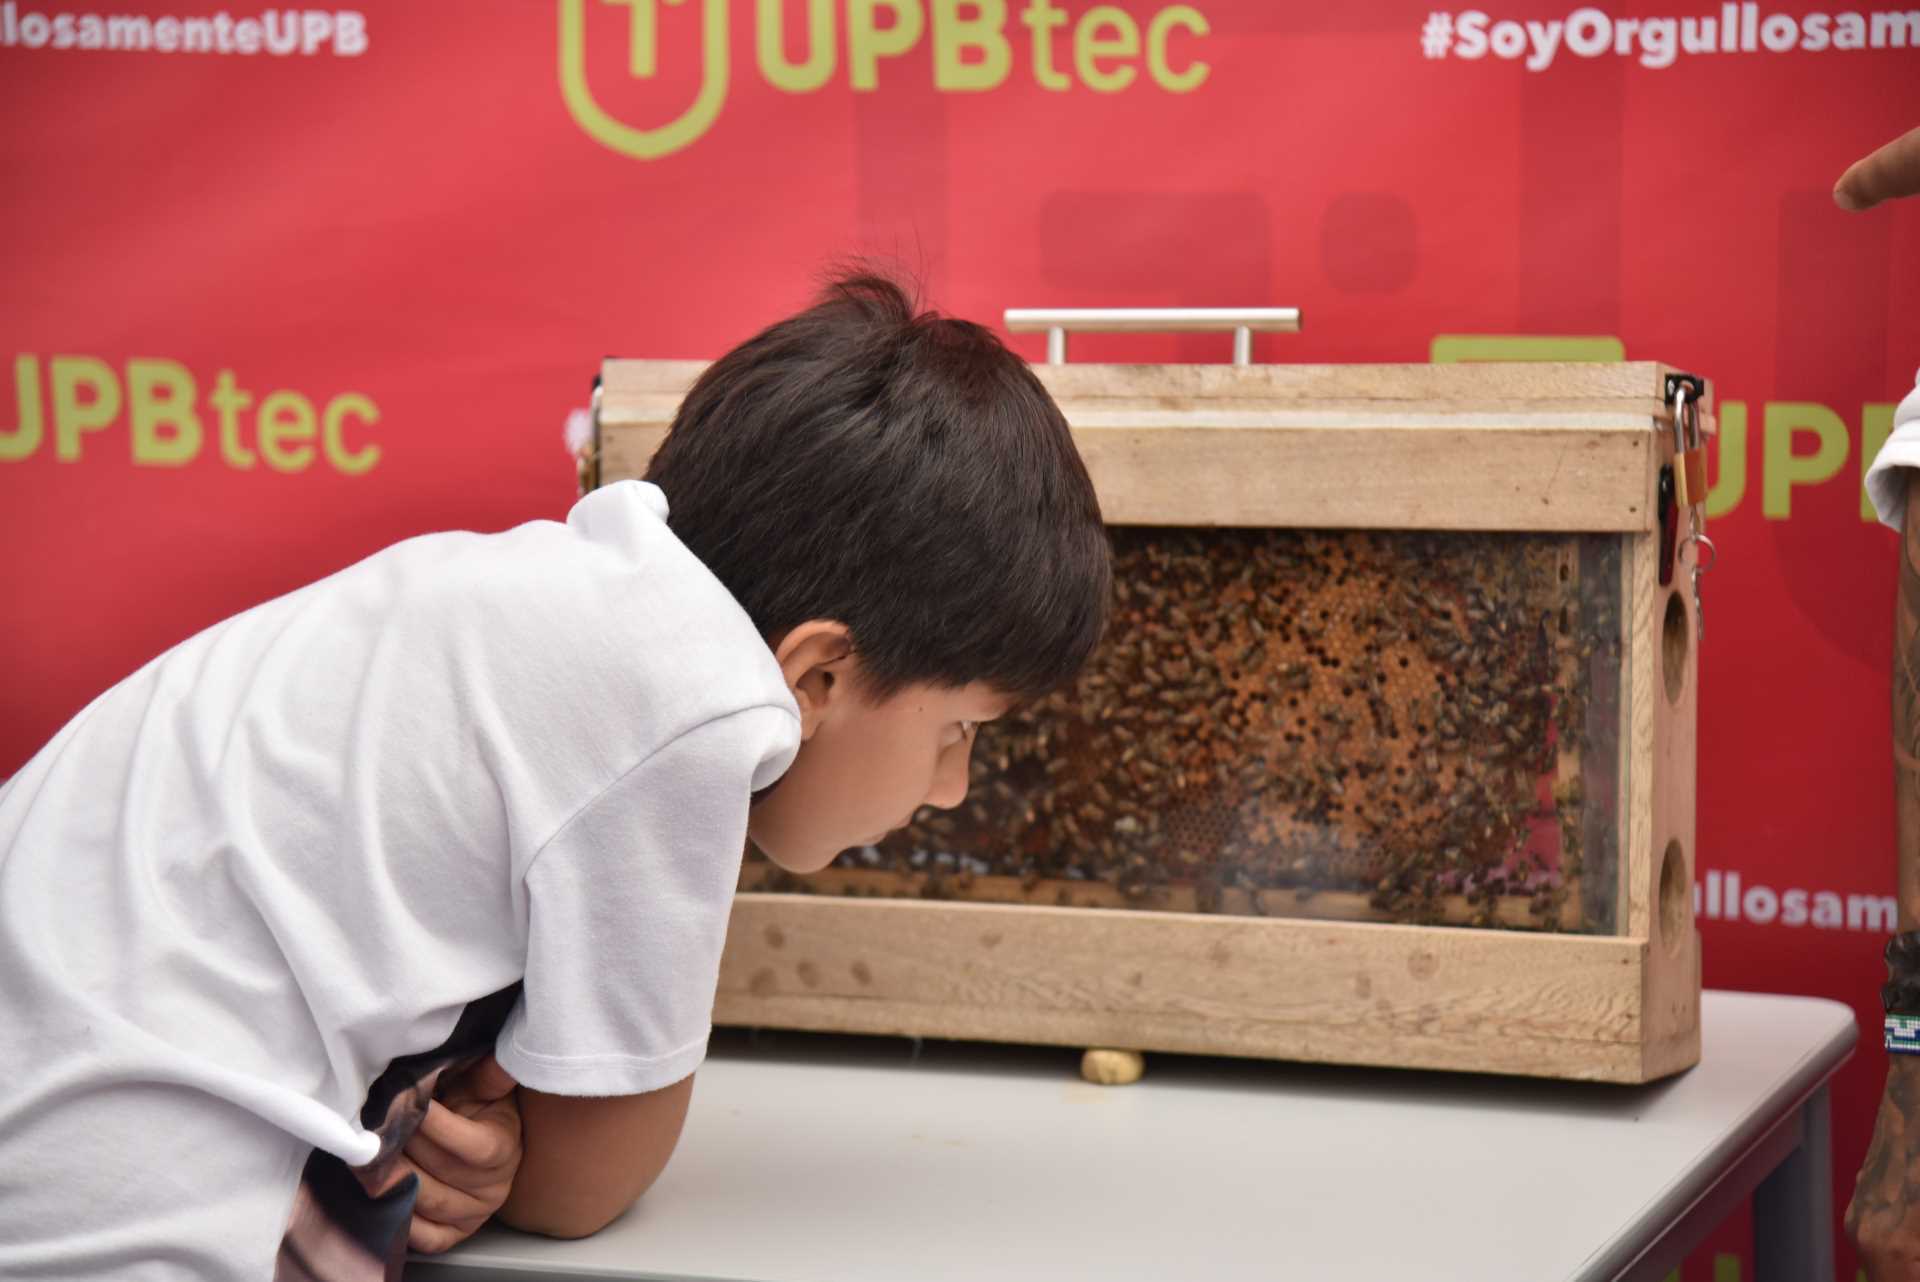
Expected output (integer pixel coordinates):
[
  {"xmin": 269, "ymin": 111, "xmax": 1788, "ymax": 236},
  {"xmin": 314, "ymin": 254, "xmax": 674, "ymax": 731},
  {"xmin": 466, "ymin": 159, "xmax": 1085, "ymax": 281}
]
[{"xmin": 1753, "ymin": 1085, "xmax": 1835, "ymax": 1282}]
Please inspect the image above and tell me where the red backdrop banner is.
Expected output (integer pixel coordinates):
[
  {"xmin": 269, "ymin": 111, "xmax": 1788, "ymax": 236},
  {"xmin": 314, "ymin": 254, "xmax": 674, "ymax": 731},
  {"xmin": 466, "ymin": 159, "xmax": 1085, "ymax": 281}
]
[{"xmin": 2, "ymin": 2, "xmax": 1916, "ymax": 1274}]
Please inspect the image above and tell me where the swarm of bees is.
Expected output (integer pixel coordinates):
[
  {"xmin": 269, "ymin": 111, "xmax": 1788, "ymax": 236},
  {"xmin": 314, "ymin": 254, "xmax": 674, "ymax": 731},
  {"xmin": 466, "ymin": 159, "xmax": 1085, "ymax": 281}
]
[{"xmin": 752, "ymin": 528, "xmax": 1623, "ymax": 933}]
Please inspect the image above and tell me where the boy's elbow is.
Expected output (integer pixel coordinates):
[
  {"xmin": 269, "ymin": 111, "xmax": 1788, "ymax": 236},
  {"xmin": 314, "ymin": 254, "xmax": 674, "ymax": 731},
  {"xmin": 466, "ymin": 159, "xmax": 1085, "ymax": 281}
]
[
  {"xmin": 501, "ymin": 1206, "xmax": 623, "ymax": 1241},
  {"xmin": 498, "ymin": 1187, "xmax": 646, "ymax": 1240},
  {"xmin": 502, "ymin": 1075, "xmax": 696, "ymax": 1240}
]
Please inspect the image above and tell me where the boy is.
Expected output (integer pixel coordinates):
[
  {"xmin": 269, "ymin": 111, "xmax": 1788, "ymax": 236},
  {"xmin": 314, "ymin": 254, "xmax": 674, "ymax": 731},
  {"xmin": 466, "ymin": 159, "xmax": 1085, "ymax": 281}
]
[{"xmin": 0, "ymin": 273, "xmax": 1112, "ymax": 1278}]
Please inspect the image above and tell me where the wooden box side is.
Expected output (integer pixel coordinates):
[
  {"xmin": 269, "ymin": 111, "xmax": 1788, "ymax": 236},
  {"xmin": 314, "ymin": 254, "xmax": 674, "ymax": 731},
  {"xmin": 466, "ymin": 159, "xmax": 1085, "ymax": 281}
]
[
  {"xmin": 596, "ymin": 359, "xmax": 1668, "ymax": 532},
  {"xmin": 1024, "ymin": 360, "xmax": 1692, "ymax": 407},
  {"xmin": 715, "ymin": 896, "xmax": 1661, "ymax": 1082},
  {"xmin": 599, "ymin": 357, "xmax": 1696, "ymax": 407},
  {"xmin": 1615, "ymin": 419, "xmax": 1703, "ymax": 1077}
]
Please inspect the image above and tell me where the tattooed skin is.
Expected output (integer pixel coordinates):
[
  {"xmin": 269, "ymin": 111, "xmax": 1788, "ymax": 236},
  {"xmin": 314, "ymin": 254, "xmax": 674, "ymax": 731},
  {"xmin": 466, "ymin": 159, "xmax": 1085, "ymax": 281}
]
[{"xmin": 1847, "ymin": 495, "xmax": 1920, "ymax": 1280}]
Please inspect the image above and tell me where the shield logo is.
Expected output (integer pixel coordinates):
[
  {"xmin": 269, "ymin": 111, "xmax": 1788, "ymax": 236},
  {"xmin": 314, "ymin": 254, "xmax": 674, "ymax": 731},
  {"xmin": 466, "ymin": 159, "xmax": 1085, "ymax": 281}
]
[{"xmin": 558, "ymin": 0, "xmax": 730, "ymax": 161}]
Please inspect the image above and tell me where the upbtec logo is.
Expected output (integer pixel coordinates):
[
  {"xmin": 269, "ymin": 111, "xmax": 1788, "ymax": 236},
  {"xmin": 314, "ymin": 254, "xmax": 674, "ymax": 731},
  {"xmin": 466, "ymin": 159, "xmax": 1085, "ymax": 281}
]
[{"xmin": 559, "ymin": 0, "xmax": 1212, "ymax": 161}]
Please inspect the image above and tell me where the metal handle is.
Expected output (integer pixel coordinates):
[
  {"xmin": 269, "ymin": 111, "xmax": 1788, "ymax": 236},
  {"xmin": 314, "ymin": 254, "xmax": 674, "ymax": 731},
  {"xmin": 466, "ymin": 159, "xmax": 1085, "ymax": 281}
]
[{"xmin": 1003, "ymin": 307, "xmax": 1302, "ymax": 366}]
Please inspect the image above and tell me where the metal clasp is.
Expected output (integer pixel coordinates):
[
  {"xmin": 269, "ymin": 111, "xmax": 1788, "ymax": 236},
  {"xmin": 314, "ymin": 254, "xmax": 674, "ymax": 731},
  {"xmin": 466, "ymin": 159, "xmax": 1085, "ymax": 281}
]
[{"xmin": 1664, "ymin": 373, "xmax": 1714, "ymax": 641}]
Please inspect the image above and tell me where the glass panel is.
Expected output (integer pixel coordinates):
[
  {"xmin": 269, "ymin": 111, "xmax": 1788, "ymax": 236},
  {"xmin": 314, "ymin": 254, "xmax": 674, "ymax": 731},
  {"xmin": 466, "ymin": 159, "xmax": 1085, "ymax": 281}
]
[{"xmin": 745, "ymin": 529, "xmax": 1624, "ymax": 935}]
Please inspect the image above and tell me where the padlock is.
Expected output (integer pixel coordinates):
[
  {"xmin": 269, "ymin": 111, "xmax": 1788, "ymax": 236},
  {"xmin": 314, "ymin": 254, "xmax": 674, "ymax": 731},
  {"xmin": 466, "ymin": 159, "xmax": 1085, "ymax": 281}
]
[{"xmin": 1670, "ymin": 384, "xmax": 1708, "ymax": 510}]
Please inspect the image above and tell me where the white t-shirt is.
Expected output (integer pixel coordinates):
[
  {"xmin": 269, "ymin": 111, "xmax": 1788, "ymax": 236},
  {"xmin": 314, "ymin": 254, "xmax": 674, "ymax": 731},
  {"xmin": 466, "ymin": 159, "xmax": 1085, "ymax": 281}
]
[
  {"xmin": 0, "ymin": 480, "xmax": 801, "ymax": 1278},
  {"xmin": 1862, "ymin": 365, "xmax": 1920, "ymax": 528}
]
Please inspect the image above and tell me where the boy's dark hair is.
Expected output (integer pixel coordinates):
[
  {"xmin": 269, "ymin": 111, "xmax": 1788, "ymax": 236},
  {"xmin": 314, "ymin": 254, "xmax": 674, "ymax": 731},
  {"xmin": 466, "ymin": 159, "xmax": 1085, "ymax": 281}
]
[{"xmin": 645, "ymin": 272, "xmax": 1111, "ymax": 703}]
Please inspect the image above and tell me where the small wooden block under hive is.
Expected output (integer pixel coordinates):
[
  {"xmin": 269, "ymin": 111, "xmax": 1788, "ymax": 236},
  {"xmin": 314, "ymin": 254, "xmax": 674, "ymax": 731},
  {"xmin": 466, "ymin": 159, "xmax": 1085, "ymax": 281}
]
[{"xmin": 591, "ymin": 357, "xmax": 1706, "ymax": 1083}]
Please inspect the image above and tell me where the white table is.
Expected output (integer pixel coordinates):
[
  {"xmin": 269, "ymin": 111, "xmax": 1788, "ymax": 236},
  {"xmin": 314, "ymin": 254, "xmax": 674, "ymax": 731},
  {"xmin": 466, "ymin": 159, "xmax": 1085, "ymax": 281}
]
[{"xmin": 412, "ymin": 990, "xmax": 1856, "ymax": 1282}]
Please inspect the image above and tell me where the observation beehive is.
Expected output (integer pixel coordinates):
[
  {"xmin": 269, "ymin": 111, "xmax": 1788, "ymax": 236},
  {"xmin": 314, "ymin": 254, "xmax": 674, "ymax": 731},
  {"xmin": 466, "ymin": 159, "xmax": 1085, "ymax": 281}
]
[{"xmin": 585, "ymin": 338, "xmax": 1709, "ymax": 1084}]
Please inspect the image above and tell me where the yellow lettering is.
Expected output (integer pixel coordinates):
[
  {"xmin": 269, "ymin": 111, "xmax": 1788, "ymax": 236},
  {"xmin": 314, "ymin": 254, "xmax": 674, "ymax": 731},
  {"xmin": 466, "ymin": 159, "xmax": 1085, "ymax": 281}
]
[
  {"xmin": 258, "ymin": 390, "xmax": 317, "ymax": 472},
  {"xmin": 848, "ymin": 0, "xmax": 925, "ymax": 89},
  {"xmin": 1075, "ymin": 5, "xmax": 1138, "ymax": 91},
  {"xmin": 1021, "ymin": 0, "xmax": 1069, "ymax": 88},
  {"xmin": 211, "ymin": 369, "xmax": 256, "ymax": 469},
  {"xmin": 560, "ymin": 0, "xmax": 730, "ymax": 162},
  {"xmin": 0, "ymin": 354, "xmax": 43, "ymax": 462},
  {"xmin": 322, "ymin": 393, "xmax": 381, "ymax": 475},
  {"xmin": 933, "ymin": 0, "xmax": 1010, "ymax": 89},
  {"xmin": 50, "ymin": 355, "xmax": 121, "ymax": 462},
  {"xmin": 127, "ymin": 358, "xmax": 203, "ymax": 467},
  {"xmin": 1429, "ymin": 334, "xmax": 1626, "ymax": 362},
  {"xmin": 1146, "ymin": 4, "xmax": 1208, "ymax": 91},
  {"xmin": 1864, "ymin": 403, "xmax": 1896, "ymax": 522},
  {"xmin": 1704, "ymin": 401, "xmax": 1745, "ymax": 519},
  {"xmin": 1761, "ymin": 401, "xmax": 1848, "ymax": 519},
  {"xmin": 756, "ymin": 0, "xmax": 835, "ymax": 91},
  {"xmin": 604, "ymin": 0, "xmax": 662, "ymax": 77}
]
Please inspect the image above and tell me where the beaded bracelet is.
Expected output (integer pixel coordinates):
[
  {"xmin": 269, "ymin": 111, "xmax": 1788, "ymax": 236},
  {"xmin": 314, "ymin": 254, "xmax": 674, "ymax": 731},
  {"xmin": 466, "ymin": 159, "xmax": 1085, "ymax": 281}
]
[{"xmin": 1889, "ymin": 1014, "xmax": 1920, "ymax": 1055}]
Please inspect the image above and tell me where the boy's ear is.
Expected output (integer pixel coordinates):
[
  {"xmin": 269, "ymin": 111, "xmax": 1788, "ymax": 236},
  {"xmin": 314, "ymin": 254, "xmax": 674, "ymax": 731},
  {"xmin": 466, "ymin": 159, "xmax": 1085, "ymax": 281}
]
[{"xmin": 772, "ymin": 620, "xmax": 855, "ymax": 739}]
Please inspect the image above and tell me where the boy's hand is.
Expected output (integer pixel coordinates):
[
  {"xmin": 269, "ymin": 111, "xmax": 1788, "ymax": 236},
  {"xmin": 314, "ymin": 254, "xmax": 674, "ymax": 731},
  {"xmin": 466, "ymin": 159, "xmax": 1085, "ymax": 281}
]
[{"xmin": 388, "ymin": 1055, "xmax": 524, "ymax": 1253}]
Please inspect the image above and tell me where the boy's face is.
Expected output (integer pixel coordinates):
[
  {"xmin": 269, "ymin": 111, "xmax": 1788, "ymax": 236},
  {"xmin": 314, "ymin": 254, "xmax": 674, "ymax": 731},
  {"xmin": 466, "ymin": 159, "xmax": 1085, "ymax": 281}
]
[{"xmin": 749, "ymin": 623, "xmax": 1013, "ymax": 874}]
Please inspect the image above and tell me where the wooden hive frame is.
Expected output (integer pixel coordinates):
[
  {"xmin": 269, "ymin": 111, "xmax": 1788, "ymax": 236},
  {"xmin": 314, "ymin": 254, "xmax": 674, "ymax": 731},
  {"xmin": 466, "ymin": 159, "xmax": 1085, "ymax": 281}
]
[{"xmin": 592, "ymin": 358, "xmax": 1706, "ymax": 1084}]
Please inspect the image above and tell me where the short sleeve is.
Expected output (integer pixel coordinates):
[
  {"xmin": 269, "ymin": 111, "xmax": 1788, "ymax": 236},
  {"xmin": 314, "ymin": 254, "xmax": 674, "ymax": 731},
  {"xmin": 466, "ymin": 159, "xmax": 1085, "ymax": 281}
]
[
  {"xmin": 494, "ymin": 704, "xmax": 800, "ymax": 1096},
  {"xmin": 1864, "ymin": 366, "xmax": 1920, "ymax": 530}
]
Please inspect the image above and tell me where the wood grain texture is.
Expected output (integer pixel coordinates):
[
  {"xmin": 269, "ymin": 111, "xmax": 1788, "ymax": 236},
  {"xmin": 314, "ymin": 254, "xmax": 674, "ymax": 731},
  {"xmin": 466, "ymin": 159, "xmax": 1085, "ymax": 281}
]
[
  {"xmin": 1614, "ymin": 432, "xmax": 1701, "ymax": 1078},
  {"xmin": 716, "ymin": 895, "xmax": 1662, "ymax": 1082},
  {"xmin": 1066, "ymin": 422, "xmax": 1652, "ymax": 531},
  {"xmin": 599, "ymin": 357, "xmax": 1688, "ymax": 406},
  {"xmin": 599, "ymin": 419, "xmax": 1652, "ymax": 531},
  {"xmin": 1623, "ymin": 527, "xmax": 1658, "ymax": 943},
  {"xmin": 597, "ymin": 424, "xmax": 669, "ymax": 491},
  {"xmin": 597, "ymin": 359, "xmax": 1717, "ymax": 420},
  {"xmin": 599, "ymin": 359, "xmax": 705, "ymax": 402},
  {"xmin": 596, "ymin": 360, "xmax": 1676, "ymax": 531},
  {"xmin": 1644, "ymin": 501, "xmax": 1704, "ymax": 1074},
  {"xmin": 1028, "ymin": 360, "xmax": 1688, "ymax": 406}
]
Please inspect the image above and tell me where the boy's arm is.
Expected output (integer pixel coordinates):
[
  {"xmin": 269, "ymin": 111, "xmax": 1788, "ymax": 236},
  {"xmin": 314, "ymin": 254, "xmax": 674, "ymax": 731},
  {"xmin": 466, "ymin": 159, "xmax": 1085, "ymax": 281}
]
[
  {"xmin": 491, "ymin": 708, "xmax": 795, "ymax": 1237},
  {"xmin": 496, "ymin": 1074, "xmax": 697, "ymax": 1238}
]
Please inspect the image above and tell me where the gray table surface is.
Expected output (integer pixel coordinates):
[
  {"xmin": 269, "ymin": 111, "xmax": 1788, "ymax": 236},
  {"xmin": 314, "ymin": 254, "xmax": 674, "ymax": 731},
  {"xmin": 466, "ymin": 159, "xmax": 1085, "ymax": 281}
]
[{"xmin": 412, "ymin": 989, "xmax": 1857, "ymax": 1282}]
